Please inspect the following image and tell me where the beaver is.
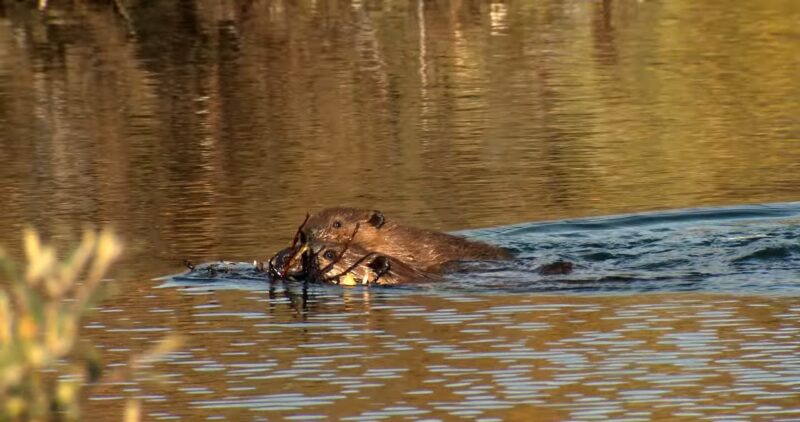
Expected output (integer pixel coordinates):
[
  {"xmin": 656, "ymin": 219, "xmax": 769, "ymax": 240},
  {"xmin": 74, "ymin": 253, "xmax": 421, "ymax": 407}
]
[
  {"xmin": 296, "ymin": 207, "xmax": 512, "ymax": 272},
  {"xmin": 267, "ymin": 240, "xmax": 437, "ymax": 285},
  {"xmin": 305, "ymin": 241, "xmax": 439, "ymax": 285}
]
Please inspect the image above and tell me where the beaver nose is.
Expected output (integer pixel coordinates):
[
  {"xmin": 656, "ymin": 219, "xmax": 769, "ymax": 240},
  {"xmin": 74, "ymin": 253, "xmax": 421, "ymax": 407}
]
[
  {"xmin": 268, "ymin": 243, "xmax": 310, "ymax": 279},
  {"xmin": 267, "ymin": 247, "xmax": 290, "ymax": 278}
]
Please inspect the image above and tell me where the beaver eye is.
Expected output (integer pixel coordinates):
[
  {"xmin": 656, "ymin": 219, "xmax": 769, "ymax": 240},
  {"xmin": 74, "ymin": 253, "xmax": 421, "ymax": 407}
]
[
  {"xmin": 332, "ymin": 220, "xmax": 342, "ymax": 229},
  {"xmin": 323, "ymin": 250, "xmax": 337, "ymax": 260}
]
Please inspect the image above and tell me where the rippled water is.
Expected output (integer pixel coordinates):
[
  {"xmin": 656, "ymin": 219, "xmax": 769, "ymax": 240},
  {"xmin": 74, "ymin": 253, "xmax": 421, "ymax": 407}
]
[
  {"xmin": 85, "ymin": 288, "xmax": 800, "ymax": 420},
  {"xmin": 1, "ymin": 0, "xmax": 799, "ymax": 420},
  {"xmin": 468, "ymin": 202, "xmax": 800, "ymax": 294},
  {"xmin": 148, "ymin": 202, "xmax": 800, "ymax": 419},
  {"xmin": 167, "ymin": 202, "xmax": 800, "ymax": 295}
]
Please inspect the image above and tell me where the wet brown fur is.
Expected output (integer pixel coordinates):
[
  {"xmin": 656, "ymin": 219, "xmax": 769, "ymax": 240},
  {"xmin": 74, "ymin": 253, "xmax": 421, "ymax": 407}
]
[
  {"xmin": 302, "ymin": 207, "xmax": 512, "ymax": 272},
  {"xmin": 308, "ymin": 241, "xmax": 439, "ymax": 285}
]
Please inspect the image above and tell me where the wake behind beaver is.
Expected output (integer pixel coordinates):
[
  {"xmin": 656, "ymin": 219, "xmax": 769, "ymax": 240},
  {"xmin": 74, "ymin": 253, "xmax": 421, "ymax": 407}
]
[{"xmin": 161, "ymin": 202, "xmax": 800, "ymax": 294}]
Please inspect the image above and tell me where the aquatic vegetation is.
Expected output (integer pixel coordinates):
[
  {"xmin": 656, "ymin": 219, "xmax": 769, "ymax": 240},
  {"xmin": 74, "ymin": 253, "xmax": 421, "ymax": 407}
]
[{"xmin": 0, "ymin": 229, "xmax": 180, "ymax": 421}]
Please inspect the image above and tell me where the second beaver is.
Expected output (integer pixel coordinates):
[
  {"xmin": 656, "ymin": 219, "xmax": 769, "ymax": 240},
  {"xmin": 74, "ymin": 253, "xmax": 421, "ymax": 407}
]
[
  {"xmin": 268, "ymin": 240, "xmax": 439, "ymax": 285},
  {"xmin": 306, "ymin": 241, "xmax": 440, "ymax": 285},
  {"xmin": 297, "ymin": 207, "xmax": 512, "ymax": 272}
]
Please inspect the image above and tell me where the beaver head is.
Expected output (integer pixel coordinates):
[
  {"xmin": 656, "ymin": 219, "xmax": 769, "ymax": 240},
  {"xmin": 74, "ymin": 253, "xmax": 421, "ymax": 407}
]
[
  {"xmin": 305, "ymin": 240, "xmax": 436, "ymax": 285},
  {"xmin": 267, "ymin": 209, "xmax": 379, "ymax": 280},
  {"xmin": 309, "ymin": 242, "xmax": 387, "ymax": 285},
  {"xmin": 301, "ymin": 207, "xmax": 386, "ymax": 246},
  {"xmin": 267, "ymin": 239, "xmax": 392, "ymax": 284}
]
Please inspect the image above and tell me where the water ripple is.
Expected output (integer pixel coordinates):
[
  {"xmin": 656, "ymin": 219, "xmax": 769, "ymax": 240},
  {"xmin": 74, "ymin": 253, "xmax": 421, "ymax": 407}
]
[{"xmin": 161, "ymin": 202, "xmax": 800, "ymax": 295}]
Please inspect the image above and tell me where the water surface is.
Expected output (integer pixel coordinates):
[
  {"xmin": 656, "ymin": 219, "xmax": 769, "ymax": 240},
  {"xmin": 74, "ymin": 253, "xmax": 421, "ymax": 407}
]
[
  {"xmin": 86, "ymin": 284, "xmax": 800, "ymax": 420},
  {"xmin": 0, "ymin": 0, "xmax": 798, "ymax": 420},
  {"xmin": 168, "ymin": 202, "xmax": 800, "ymax": 295}
]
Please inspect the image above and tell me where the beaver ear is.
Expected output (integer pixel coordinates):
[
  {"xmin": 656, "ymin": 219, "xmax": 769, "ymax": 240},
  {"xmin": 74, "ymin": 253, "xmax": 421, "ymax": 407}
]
[
  {"xmin": 368, "ymin": 210, "xmax": 385, "ymax": 228},
  {"xmin": 367, "ymin": 255, "xmax": 390, "ymax": 273}
]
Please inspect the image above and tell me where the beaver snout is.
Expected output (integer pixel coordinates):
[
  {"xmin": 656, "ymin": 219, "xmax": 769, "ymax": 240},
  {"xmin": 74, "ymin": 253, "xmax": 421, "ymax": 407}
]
[{"xmin": 268, "ymin": 246, "xmax": 307, "ymax": 279}]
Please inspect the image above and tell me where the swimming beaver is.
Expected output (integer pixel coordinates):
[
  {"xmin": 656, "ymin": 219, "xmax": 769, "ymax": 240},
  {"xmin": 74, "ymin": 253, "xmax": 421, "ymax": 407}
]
[
  {"xmin": 304, "ymin": 241, "xmax": 439, "ymax": 285},
  {"xmin": 267, "ymin": 240, "xmax": 437, "ymax": 285},
  {"xmin": 297, "ymin": 207, "xmax": 513, "ymax": 272}
]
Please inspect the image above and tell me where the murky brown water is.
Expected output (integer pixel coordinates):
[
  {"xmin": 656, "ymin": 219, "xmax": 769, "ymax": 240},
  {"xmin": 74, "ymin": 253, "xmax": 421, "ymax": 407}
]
[{"xmin": 1, "ymin": 0, "xmax": 799, "ymax": 420}]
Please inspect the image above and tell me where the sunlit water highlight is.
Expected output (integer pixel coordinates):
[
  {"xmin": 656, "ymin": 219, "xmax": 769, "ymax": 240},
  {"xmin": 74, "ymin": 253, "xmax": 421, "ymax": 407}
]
[
  {"xmin": 1, "ymin": 0, "xmax": 798, "ymax": 419},
  {"xmin": 87, "ymin": 285, "xmax": 800, "ymax": 420},
  {"xmin": 115, "ymin": 203, "xmax": 800, "ymax": 420}
]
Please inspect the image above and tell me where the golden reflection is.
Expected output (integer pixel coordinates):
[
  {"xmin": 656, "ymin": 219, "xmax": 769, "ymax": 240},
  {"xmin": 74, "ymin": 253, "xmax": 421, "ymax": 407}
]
[
  {"xmin": 489, "ymin": 1, "xmax": 508, "ymax": 36},
  {"xmin": 0, "ymin": 0, "xmax": 796, "ymax": 274},
  {"xmin": 0, "ymin": 1, "xmax": 797, "ymax": 419},
  {"xmin": 0, "ymin": 2, "xmax": 796, "ymax": 259},
  {"xmin": 73, "ymin": 289, "xmax": 800, "ymax": 420}
]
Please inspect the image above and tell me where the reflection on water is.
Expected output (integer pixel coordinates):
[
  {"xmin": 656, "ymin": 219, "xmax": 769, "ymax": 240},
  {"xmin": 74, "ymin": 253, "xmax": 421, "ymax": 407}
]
[
  {"xmin": 1, "ymin": 0, "xmax": 799, "ymax": 419},
  {"xmin": 0, "ymin": 0, "xmax": 798, "ymax": 267},
  {"xmin": 84, "ymin": 289, "xmax": 800, "ymax": 420}
]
